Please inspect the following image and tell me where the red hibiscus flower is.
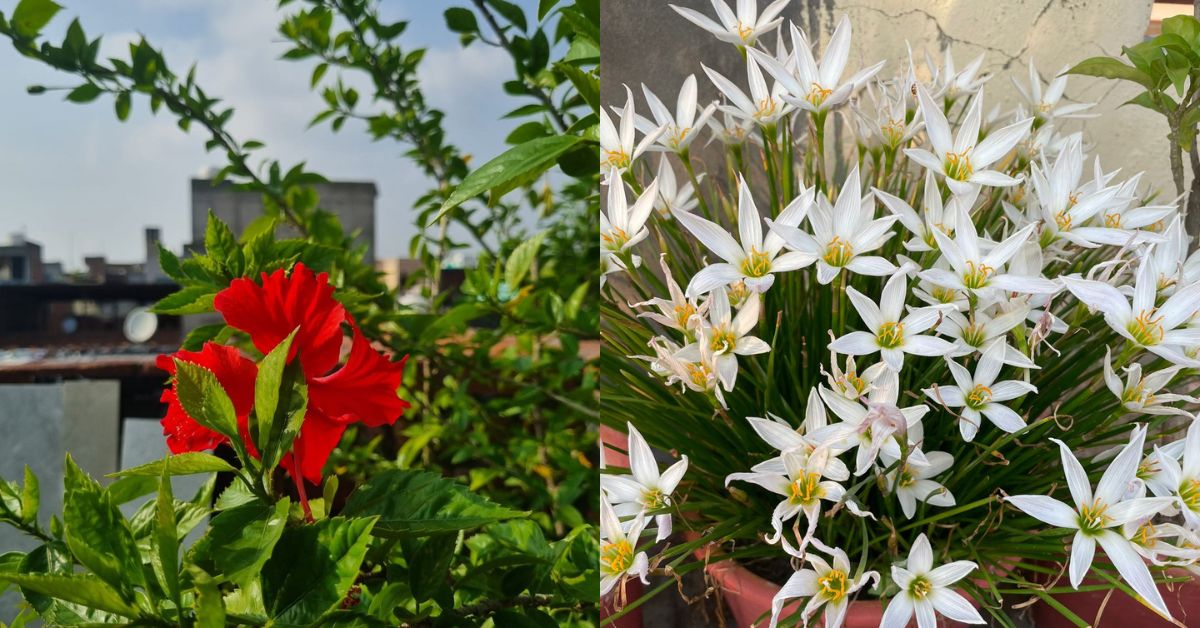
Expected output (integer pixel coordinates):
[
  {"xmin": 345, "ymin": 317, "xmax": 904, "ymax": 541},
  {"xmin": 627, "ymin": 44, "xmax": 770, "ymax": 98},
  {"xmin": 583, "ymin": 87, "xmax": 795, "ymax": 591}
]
[
  {"xmin": 157, "ymin": 342, "xmax": 258, "ymax": 455},
  {"xmin": 158, "ymin": 263, "xmax": 409, "ymax": 492}
]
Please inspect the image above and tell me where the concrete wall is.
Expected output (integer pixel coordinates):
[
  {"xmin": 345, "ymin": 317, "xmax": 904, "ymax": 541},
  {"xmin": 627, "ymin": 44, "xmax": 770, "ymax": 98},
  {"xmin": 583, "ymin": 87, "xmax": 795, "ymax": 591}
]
[
  {"xmin": 602, "ymin": 0, "xmax": 1174, "ymax": 194},
  {"xmin": 191, "ymin": 178, "xmax": 378, "ymax": 262}
]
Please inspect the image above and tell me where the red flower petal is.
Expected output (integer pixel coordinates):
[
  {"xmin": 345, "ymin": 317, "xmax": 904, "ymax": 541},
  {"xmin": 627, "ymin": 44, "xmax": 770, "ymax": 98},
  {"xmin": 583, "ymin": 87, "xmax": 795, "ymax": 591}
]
[
  {"xmin": 157, "ymin": 343, "xmax": 258, "ymax": 455},
  {"xmin": 213, "ymin": 263, "xmax": 346, "ymax": 377},
  {"xmin": 281, "ymin": 408, "xmax": 348, "ymax": 485},
  {"xmin": 310, "ymin": 326, "xmax": 411, "ymax": 428}
]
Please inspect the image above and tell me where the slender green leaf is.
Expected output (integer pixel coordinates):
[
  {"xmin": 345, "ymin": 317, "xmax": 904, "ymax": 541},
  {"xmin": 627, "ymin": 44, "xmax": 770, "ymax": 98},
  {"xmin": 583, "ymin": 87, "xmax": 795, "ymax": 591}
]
[{"xmin": 110, "ymin": 452, "xmax": 236, "ymax": 478}]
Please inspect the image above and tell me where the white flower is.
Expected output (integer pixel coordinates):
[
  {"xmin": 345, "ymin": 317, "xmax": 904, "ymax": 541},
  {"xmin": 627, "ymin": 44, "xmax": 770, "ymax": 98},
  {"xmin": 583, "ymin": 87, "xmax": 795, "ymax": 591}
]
[
  {"xmin": 1027, "ymin": 137, "xmax": 1130, "ymax": 248},
  {"xmin": 906, "ymin": 84, "xmax": 1033, "ymax": 196},
  {"xmin": 769, "ymin": 542, "xmax": 880, "ymax": 628},
  {"xmin": 1103, "ymin": 346, "xmax": 1197, "ymax": 416},
  {"xmin": 651, "ymin": 155, "xmax": 699, "ymax": 217},
  {"xmin": 599, "ymin": 495, "xmax": 650, "ymax": 597},
  {"xmin": 929, "ymin": 47, "xmax": 989, "ymax": 102},
  {"xmin": 600, "ymin": 178, "xmax": 660, "ymax": 283},
  {"xmin": 679, "ymin": 288, "xmax": 769, "ymax": 389},
  {"xmin": 880, "ymin": 533, "xmax": 985, "ymax": 627},
  {"xmin": 853, "ymin": 81, "xmax": 924, "ymax": 151},
  {"xmin": 1155, "ymin": 419, "xmax": 1200, "ymax": 528},
  {"xmin": 638, "ymin": 335, "xmax": 729, "ymax": 409},
  {"xmin": 829, "ymin": 268, "xmax": 956, "ymax": 372},
  {"xmin": 637, "ymin": 76, "xmax": 717, "ymax": 153},
  {"xmin": 1061, "ymin": 255, "xmax": 1200, "ymax": 367},
  {"xmin": 874, "ymin": 171, "xmax": 965, "ymax": 253},
  {"xmin": 937, "ymin": 305, "xmax": 1039, "ymax": 368},
  {"xmin": 676, "ymin": 177, "xmax": 814, "ymax": 296},
  {"xmin": 824, "ymin": 352, "xmax": 889, "ymax": 400},
  {"xmin": 1013, "ymin": 58, "xmax": 1097, "ymax": 125},
  {"xmin": 703, "ymin": 55, "xmax": 793, "ymax": 126},
  {"xmin": 923, "ymin": 338, "xmax": 1036, "ymax": 441},
  {"xmin": 726, "ymin": 446, "xmax": 846, "ymax": 555},
  {"xmin": 887, "ymin": 450, "xmax": 956, "ymax": 519},
  {"xmin": 670, "ymin": 0, "xmax": 789, "ymax": 47},
  {"xmin": 768, "ymin": 167, "xmax": 899, "ymax": 284},
  {"xmin": 601, "ymin": 422, "xmax": 689, "ymax": 542},
  {"xmin": 705, "ymin": 109, "xmax": 756, "ymax": 145},
  {"xmin": 919, "ymin": 202, "xmax": 1059, "ymax": 298},
  {"xmin": 632, "ymin": 254, "xmax": 705, "ymax": 334},
  {"xmin": 742, "ymin": 392, "xmax": 852, "ymax": 482},
  {"xmin": 747, "ymin": 15, "xmax": 884, "ymax": 115},
  {"xmin": 813, "ymin": 369, "xmax": 931, "ymax": 476},
  {"xmin": 1003, "ymin": 426, "xmax": 1176, "ymax": 618},
  {"xmin": 601, "ymin": 87, "xmax": 664, "ymax": 183}
]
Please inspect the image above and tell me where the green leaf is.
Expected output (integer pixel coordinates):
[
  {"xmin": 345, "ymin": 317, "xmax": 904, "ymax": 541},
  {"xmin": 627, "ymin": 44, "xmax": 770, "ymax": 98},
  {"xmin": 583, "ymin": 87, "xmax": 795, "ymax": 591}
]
[
  {"xmin": 152, "ymin": 286, "xmax": 217, "ymax": 315},
  {"xmin": 152, "ymin": 464, "xmax": 181, "ymax": 611},
  {"xmin": 204, "ymin": 210, "xmax": 238, "ymax": 265},
  {"xmin": 181, "ymin": 322, "xmax": 227, "ymax": 351},
  {"xmin": 174, "ymin": 359, "xmax": 241, "ymax": 444},
  {"xmin": 341, "ymin": 470, "xmax": 526, "ymax": 537},
  {"xmin": 62, "ymin": 455, "xmax": 144, "ymax": 598},
  {"xmin": 20, "ymin": 466, "xmax": 38, "ymax": 525},
  {"xmin": 505, "ymin": 231, "xmax": 546, "ymax": 289},
  {"xmin": 192, "ymin": 498, "xmax": 289, "ymax": 586},
  {"xmin": 1163, "ymin": 14, "xmax": 1200, "ymax": 45},
  {"xmin": 191, "ymin": 567, "xmax": 226, "ymax": 628},
  {"xmin": 261, "ymin": 516, "xmax": 376, "ymax": 625},
  {"xmin": 65, "ymin": 82, "xmax": 102, "ymax": 103},
  {"xmin": 402, "ymin": 534, "xmax": 457, "ymax": 602},
  {"xmin": 107, "ymin": 475, "xmax": 158, "ymax": 505},
  {"xmin": 1064, "ymin": 56, "xmax": 1154, "ymax": 90},
  {"xmin": 110, "ymin": 452, "xmax": 237, "ymax": 478},
  {"xmin": 0, "ymin": 573, "xmax": 138, "ymax": 617},
  {"xmin": 538, "ymin": 0, "xmax": 559, "ymax": 20},
  {"xmin": 115, "ymin": 91, "xmax": 131, "ymax": 121},
  {"xmin": 254, "ymin": 328, "xmax": 299, "ymax": 461},
  {"xmin": 444, "ymin": 7, "xmax": 478, "ymax": 33},
  {"xmin": 486, "ymin": 0, "xmax": 527, "ymax": 31},
  {"xmin": 431, "ymin": 135, "xmax": 581, "ymax": 224},
  {"xmin": 555, "ymin": 62, "xmax": 598, "ymax": 112},
  {"xmin": 11, "ymin": 0, "xmax": 62, "ymax": 38},
  {"xmin": 418, "ymin": 302, "xmax": 490, "ymax": 344}
]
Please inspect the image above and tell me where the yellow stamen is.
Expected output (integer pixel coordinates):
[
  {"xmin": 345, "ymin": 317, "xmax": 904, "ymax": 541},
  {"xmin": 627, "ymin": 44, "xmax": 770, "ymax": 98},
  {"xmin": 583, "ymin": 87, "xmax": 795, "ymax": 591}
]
[
  {"xmin": 740, "ymin": 247, "xmax": 772, "ymax": 278},
  {"xmin": 674, "ymin": 303, "xmax": 696, "ymax": 329},
  {"xmin": 823, "ymin": 236, "xmax": 854, "ymax": 267},
  {"xmin": 966, "ymin": 384, "xmax": 993, "ymax": 409},
  {"xmin": 908, "ymin": 575, "xmax": 933, "ymax": 600},
  {"xmin": 877, "ymin": 321, "xmax": 905, "ymax": 349},
  {"xmin": 945, "ymin": 151, "xmax": 974, "ymax": 181},
  {"xmin": 1104, "ymin": 212, "xmax": 1122, "ymax": 228},
  {"xmin": 601, "ymin": 227, "xmax": 630, "ymax": 252},
  {"xmin": 601, "ymin": 539, "xmax": 634, "ymax": 574},
  {"xmin": 1127, "ymin": 310, "xmax": 1165, "ymax": 346},
  {"xmin": 1078, "ymin": 500, "xmax": 1111, "ymax": 533},
  {"xmin": 603, "ymin": 149, "xmax": 630, "ymax": 170},
  {"xmin": 818, "ymin": 570, "xmax": 849, "ymax": 601},
  {"xmin": 1180, "ymin": 478, "xmax": 1200, "ymax": 512},
  {"xmin": 962, "ymin": 260, "xmax": 994, "ymax": 290},
  {"xmin": 789, "ymin": 472, "xmax": 825, "ymax": 504},
  {"xmin": 710, "ymin": 328, "xmax": 738, "ymax": 354},
  {"xmin": 806, "ymin": 83, "xmax": 833, "ymax": 108}
]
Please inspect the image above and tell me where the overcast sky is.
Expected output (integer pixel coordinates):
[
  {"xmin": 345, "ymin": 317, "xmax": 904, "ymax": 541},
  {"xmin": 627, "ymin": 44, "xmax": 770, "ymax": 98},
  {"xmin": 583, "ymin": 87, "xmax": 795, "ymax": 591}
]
[{"xmin": 0, "ymin": 0, "xmax": 534, "ymax": 270}]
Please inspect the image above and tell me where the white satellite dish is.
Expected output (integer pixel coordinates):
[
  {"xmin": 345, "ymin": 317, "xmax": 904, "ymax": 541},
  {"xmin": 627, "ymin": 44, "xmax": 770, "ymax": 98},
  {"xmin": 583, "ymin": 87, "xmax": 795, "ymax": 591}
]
[{"xmin": 123, "ymin": 306, "xmax": 158, "ymax": 344}]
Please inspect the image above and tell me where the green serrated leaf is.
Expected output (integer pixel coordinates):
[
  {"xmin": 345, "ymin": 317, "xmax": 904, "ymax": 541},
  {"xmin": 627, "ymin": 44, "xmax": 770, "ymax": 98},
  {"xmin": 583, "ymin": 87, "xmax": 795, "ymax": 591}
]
[
  {"xmin": 11, "ymin": 0, "xmax": 62, "ymax": 38},
  {"xmin": 109, "ymin": 452, "xmax": 236, "ymax": 478},
  {"xmin": 20, "ymin": 466, "xmax": 38, "ymax": 525},
  {"xmin": 1065, "ymin": 56, "xmax": 1154, "ymax": 90},
  {"xmin": 152, "ymin": 286, "xmax": 217, "ymax": 315},
  {"xmin": 341, "ymin": 470, "xmax": 526, "ymax": 537},
  {"xmin": 254, "ymin": 328, "xmax": 299, "ymax": 459},
  {"xmin": 261, "ymin": 516, "xmax": 376, "ymax": 624},
  {"xmin": 62, "ymin": 455, "xmax": 144, "ymax": 599},
  {"xmin": 174, "ymin": 359, "xmax": 241, "ymax": 444},
  {"xmin": 153, "ymin": 463, "xmax": 181, "ymax": 612},
  {"xmin": 192, "ymin": 498, "xmax": 289, "ymax": 587},
  {"xmin": 0, "ymin": 573, "xmax": 139, "ymax": 617}
]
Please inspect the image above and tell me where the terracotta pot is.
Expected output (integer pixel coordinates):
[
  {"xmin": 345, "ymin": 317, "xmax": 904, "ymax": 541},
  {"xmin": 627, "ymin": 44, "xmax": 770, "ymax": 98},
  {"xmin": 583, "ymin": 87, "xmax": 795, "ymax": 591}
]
[
  {"xmin": 686, "ymin": 531, "xmax": 993, "ymax": 627},
  {"xmin": 1031, "ymin": 567, "xmax": 1200, "ymax": 627},
  {"xmin": 599, "ymin": 424, "xmax": 643, "ymax": 627}
]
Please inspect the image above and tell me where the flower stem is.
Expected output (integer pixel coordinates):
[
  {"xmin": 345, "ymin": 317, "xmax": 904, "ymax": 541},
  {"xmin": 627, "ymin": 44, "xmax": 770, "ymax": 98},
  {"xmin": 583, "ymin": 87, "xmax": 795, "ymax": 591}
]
[{"xmin": 290, "ymin": 453, "xmax": 315, "ymax": 523}]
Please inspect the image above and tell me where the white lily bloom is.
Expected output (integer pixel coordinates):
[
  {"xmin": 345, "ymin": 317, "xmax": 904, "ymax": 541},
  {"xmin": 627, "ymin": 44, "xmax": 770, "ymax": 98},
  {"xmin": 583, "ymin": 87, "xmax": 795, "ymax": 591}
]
[
  {"xmin": 703, "ymin": 55, "xmax": 793, "ymax": 127},
  {"xmin": 726, "ymin": 446, "xmax": 846, "ymax": 555},
  {"xmin": 600, "ymin": 179, "xmax": 659, "ymax": 286},
  {"xmin": 924, "ymin": 339, "xmax": 1036, "ymax": 441},
  {"xmin": 1004, "ymin": 426, "xmax": 1176, "ymax": 618},
  {"xmin": 743, "ymin": 393, "xmax": 852, "ymax": 482},
  {"xmin": 769, "ymin": 542, "xmax": 880, "ymax": 628},
  {"xmin": 874, "ymin": 171, "xmax": 966, "ymax": 253},
  {"xmin": 1125, "ymin": 518, "xmax": 1200, "ymax": 566},
  {"xmin": 637, "ymin": 76, "xmax": 717, "ymax": 153},
  {"xmin": 1061, "ymin": 255, "xmax": 1200, "ymax": 367},
  {"xmin": 824, "ymin": 351, "xmax": 889, "ymax": 400},
  {"xmin": 651, "ymin": 155, "xmax": 699, "ymax": 217},
  {"xmin": 929, "ymin": 47, "xmax": 989, "ymax": 103},
  {"xmin": 919, "ymin": 202, "xmax": 1059, "ymax": 298},
  {"xmin": 638, "ymin": 335, "xmax": 729, "ymax": 409},
  {"xmin": 670, "ymin": 0, "xmax": 789, "ymax": 47},
  {"xmin": 632, "ymin": 254, "xmax": 705, "ymax": 335},
  {"xmin": 599, "ymin": 496, "xmax": 650, "ymax": 598},
  {"xmin": 679, "ymin": 288, "xmax": 769, "ymax": 389},
  {"xmin": 1136, "ymin": 441, "xmax": 1186, "ymax": 499},
  {"xmin": 676, "ymin": 177, "xmax": 815, "ymax": 297},
  {"xmin": 1027, "ymin": 138, "xmax": 1132, "ymax": 248},
  {"xmin": 601, "ymin": 422, "xmax": 689, "ymax": 542},
  {"xmin": 829, "ymin": 268, "xmax": 956, "ymax": 372},
  {"xmin": 813, "ymin": 370, "xmax": 931, "ymax": 476},
  {"xmin": 601, "ymin": 87, "xmax": 664, "ymax": 183},
  {"xmin": 1103, "ymin": 346, "xmax": 1197, "ymax": 416},
  {"xmin": 1013, "ymin": 58, "xmax": 1098, "ymax": 125},
  {"xmin": 886, "ymin": 450, "xmax": 956, "ymax": 519},
  {"xmin": 1154, "ymin": 419, "xmax": 1200, "ymax": 528},
  {"xmin": 880, "ymin": 533, "xmax": 985, "ymax": 627},
  {"xmin": 1147, "ymin": 216, "xmax": 1191, "ymax": 294},
  {"xmin": 768, "ymin": 167, "xmax": 899, "ymax": 284},
  {"xmin": 854, "ymin": 81, "xmax": 925, "ymax": 151},
  {"xmin": 705, "ymin": 108, "xmax": 756, "ymax": 146},
  {"xmin": 937, "ymin": 305, "xmax": 1039, "ymax": 368},
  {"xmin": 747, "ymin": 15, "xmax": 885, "ymax": 115},
  {"xmin": 906, "ymin": 84, "xmax": 1033, "ymax": 196}
]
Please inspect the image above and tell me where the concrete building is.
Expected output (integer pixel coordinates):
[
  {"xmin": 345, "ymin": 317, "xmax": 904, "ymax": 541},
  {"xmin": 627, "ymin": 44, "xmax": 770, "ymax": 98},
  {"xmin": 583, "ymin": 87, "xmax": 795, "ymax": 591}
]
[
  {"xmin": 0, "ymin": 233, "xmax": 44, "ymax": 284},
  {"xmin": 191, "ymin": 178, "xmax": 378, "ymax": 262}
]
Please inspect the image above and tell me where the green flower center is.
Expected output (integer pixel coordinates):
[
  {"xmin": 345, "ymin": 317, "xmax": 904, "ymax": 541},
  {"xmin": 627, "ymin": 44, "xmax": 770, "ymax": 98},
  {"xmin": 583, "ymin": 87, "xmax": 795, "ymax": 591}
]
[
  {"xmin": 644, "ymin": 487, "xmax": 669, "ymax": 510},
  {"xmin": 1127, "ymin": 310, "xmax": 1164, "ymax": 346},
  {"xmin": 1077, "ymin": 500, "xmax": 1111, "ymax": 534},
  {"xmin": 961, "ymin": 260, "xmax": 994, "ymax": 290},
  {"xmin": 908, "ymin": 575, "xmax": 933, "ymax": 600},
  {"xmin": 966, "ymin": 384, "xmax": 993, "ymax": 409},
  {"xmin": 789, "ymin": 472, "xmax": 824, "ymax": 505},
  {"xmin": 823, "ymin": 236, "xmax": 854, "ymax": 267},
  {"xmin": 818, "ymin": 569, "xmax": 849, "ymax": 601},
  {"xmin": 601, "ymin": 539, "xmax": 633, "ymax": 575},
  {"xmin": 1180, "ymin": 478, "xmax": 1200, "ymax": 512},
  {"xmin": 944, "ymin": 151, "xmax": 974, "ymax": 181},
  {"xmin": 807, "ymin": 83, "xmax": 833, "ymax": 108},
  {"xmin": 709, "ymin": 328, "xmax": 738, "ymax": 354},
  {"xmin": 601, "ymin": 227, "xmax": 630, "ymax": 252},
  {"xmin": 740, "ymin": 248, "xmax": 772, "ymax": 278},
  {"xmin": 877, "ymin": 321, "xmax": 905, "ymax": 349}
]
